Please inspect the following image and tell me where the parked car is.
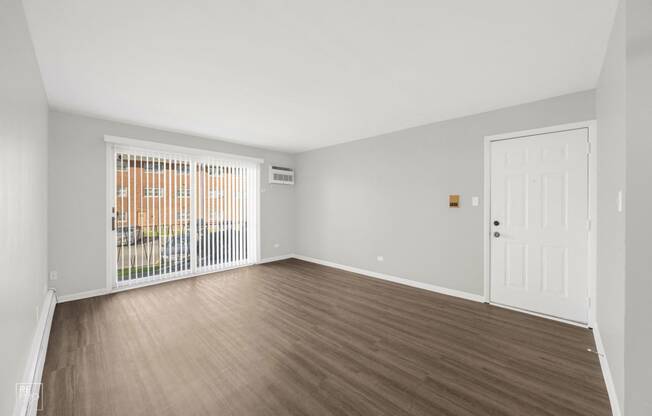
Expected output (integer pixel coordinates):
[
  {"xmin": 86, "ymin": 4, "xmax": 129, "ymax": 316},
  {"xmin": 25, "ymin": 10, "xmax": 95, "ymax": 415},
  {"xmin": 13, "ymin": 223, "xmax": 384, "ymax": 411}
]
[
  {"xmin": 116, "ymin": 226, "xmax": 137, "ymax": 246},
  {"xmin": 161, "ymin": 234, "xmax": 191, "ymax": 270}
]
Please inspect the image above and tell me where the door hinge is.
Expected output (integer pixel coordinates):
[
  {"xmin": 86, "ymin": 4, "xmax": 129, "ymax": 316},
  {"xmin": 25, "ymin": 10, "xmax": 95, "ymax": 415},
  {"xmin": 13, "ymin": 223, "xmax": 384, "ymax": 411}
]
[
  {"xmin": 587, "ymin": 141, "xmax": 592, "ymax": 155},
  {"xmin": 588, "ymin": 297, "xmax": 591, "ymax": 308},
  {"xmin": 586, "ymin": 219, "xmax": 592, "ymax": 231}
]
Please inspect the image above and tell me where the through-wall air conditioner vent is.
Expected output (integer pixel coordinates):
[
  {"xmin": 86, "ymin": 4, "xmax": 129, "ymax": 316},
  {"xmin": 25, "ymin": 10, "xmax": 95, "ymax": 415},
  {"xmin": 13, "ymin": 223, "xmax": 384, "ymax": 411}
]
[{"xmin": 269, "ymin": 165, "xmax": 295, "ymax": 185}]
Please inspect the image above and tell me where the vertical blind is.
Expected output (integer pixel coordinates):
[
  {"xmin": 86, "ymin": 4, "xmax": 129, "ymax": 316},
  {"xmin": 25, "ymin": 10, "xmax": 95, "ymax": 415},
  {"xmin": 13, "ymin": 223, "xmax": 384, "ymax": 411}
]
[{"xmin": 112, "ymin": 145, "xmax": 259, "ymax": 287}]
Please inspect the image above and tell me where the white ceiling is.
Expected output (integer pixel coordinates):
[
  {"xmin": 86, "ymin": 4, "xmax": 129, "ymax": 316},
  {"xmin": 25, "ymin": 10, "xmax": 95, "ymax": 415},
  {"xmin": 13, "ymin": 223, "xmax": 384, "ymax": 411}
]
[{"xmin": 23, "ymin": 0, "xmax": 617, "ymax": 153}]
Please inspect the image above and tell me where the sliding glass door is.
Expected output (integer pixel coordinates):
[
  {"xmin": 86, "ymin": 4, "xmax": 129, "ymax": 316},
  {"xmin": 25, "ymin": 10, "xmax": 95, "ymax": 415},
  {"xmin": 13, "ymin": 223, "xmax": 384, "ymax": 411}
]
[
  {"xmin": 195, "ymin": 160, "xmax": 256, "ymax": 273},
  {"xmin": 109, "ymin": 143, "xmax": 259, "ymax": 287}
]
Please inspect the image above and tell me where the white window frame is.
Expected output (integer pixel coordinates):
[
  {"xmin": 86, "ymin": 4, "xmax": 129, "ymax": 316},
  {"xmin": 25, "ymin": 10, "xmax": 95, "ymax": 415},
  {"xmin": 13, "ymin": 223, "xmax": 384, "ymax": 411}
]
[
  {"xmin": 207, "ymin": 166, "xmax": 222, "ymax": 176},
  {"xmin": 116, "ymin": 159, "xmax": 129, "ymax": 172},
  {"xmin": 177, "ymin": 188, "xmax": 190, "ymax": 198},
  {"xmin": 105, "ymin": 135, "xmax": 262, "ymax": 293},
  {"xmin": 176, "ymin": 164, "xmax": 191, "ymax": 174},
  {"xmin": 144, "ymin": 187, "xmax": 165, "ymax": 198},
  {"xmin": 144, "ymin": 161, "xmax": 164, "ymax": 172}
]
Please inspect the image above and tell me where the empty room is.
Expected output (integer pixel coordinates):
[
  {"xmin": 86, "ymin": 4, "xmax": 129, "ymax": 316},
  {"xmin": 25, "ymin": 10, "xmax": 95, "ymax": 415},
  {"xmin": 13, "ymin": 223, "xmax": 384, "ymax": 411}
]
[{"xmin": 2, "ymin": 0, "xmax": 651, "ymax": 415}]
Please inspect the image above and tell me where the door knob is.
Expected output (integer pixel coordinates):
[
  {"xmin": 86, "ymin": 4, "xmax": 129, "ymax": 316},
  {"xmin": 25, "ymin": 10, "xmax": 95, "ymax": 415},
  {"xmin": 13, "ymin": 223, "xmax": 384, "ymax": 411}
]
[
  {"xmin": 494, "ymin": 232, "xmax": 501, "ymax": 238},
  {"xmin": 493, "ymin": 220, "xmax": 500, "ymax": 226}
]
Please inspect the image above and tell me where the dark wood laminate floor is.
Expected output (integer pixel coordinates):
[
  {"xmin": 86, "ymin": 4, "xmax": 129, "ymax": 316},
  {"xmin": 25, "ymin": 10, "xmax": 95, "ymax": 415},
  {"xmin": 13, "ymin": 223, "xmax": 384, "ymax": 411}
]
[{"xmin": 39, "ymin": 259, "xmax": 610, "ymax": 416}]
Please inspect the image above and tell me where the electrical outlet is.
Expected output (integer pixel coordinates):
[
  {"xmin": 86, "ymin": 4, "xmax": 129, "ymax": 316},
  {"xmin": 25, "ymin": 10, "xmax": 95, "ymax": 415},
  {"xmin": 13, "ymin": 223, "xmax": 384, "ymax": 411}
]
[
  {"xmin": 377, "ymin": 256, "xmax": 384, "ymax": 262},
  {"xmin": 49, "ymin": 271, "xmax": 58, "ymax": 281}
]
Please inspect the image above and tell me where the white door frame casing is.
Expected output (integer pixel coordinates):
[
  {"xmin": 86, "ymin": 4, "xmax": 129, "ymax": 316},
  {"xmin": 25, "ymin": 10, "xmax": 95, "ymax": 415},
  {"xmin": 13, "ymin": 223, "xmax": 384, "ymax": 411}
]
[{"xmin": 483, "ymin": 121, "xmax": 597, "ymax": 328}]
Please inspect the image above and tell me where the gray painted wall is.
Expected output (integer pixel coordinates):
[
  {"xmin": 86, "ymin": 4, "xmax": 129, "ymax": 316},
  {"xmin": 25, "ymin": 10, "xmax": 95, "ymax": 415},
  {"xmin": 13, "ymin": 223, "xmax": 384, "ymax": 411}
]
[
  {"xmin": 595, "ymin": 1, "xmax": 652, "ymax": 412},
  {"xmin": 595, "ymin": 0, "xmax": 626, "ymax": 413},
  {"xmin": 0, "ymin": 0, "xmax": 49, "ymax": 414},
  {"xmin": 295, "ymin": 91, "xmax": 595, "ymax": 295},
  {"xmin": 625, "ymin": 0, "xmax": 652, "ymax": 413},
  {"xmin": 48, "ymin": 111, "xmax": 295, "ymax": 297}
]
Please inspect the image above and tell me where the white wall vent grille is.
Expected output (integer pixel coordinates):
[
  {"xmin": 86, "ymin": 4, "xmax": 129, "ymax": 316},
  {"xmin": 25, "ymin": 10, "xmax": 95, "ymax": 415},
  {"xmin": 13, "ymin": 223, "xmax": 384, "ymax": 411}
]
[{"xmin": 269, "ymin": 165, "xmax": 294, "ymax": 185}]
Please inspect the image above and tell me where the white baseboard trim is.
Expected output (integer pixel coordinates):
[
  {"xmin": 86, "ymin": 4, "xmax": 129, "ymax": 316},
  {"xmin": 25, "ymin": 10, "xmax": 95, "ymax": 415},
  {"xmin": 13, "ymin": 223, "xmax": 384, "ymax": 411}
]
[
  {"xmin": 258, "ymin": 254, "xmax": 294, "ymax": 264},
  {"xmin": 58, "ymin": 261, "xmax": 268, "ymax": 303},
  {"xmin": 14, "ymin": 289, "xmax": 57, "ymax": 416},
  {"xmin": 56, "ymin": 288, "xmax": 109, "ymax": 303},
  {"xmin": 293, "ymin": 254, "xmax": 484, "ymax": 303},
  {"xmin": 489, "ymin": 302, "xmax": 588, "ymax": 328},
  {"xmin": 592, "ymin": 326, "xmax": 622, "ymax": 416}
]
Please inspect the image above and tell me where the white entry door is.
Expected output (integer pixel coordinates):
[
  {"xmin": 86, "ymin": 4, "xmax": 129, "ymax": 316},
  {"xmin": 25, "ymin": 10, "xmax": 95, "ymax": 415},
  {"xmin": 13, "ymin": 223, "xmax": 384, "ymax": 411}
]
[{"xmin": 490, "ymin": 128, "xmax": 590, "ymax": 323}]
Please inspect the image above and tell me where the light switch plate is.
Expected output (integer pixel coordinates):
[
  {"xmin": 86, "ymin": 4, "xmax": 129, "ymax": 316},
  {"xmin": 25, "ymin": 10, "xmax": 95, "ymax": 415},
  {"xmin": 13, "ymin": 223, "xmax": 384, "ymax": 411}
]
[{"xmin": 472, "ymin": 196, "xmax": 479, "ymax": 207}]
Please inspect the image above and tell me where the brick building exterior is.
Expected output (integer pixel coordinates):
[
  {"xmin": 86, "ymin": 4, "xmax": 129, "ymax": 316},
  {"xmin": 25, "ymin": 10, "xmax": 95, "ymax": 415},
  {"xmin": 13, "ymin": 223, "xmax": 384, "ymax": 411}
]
[{"xmin": 114, "ymin": 157, "xmax": 246, "ymax": 235}]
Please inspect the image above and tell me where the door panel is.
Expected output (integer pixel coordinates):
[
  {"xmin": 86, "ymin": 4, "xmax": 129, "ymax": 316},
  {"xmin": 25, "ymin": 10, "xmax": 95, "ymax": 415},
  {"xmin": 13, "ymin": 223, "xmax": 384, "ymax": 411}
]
[
  {"xmin": 505, "ymin": 242, "xmax": 527, "ymax": 289},
  {"xmin": 490, "ymin": 128, "xmax": 589, "ymax": 323}
]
